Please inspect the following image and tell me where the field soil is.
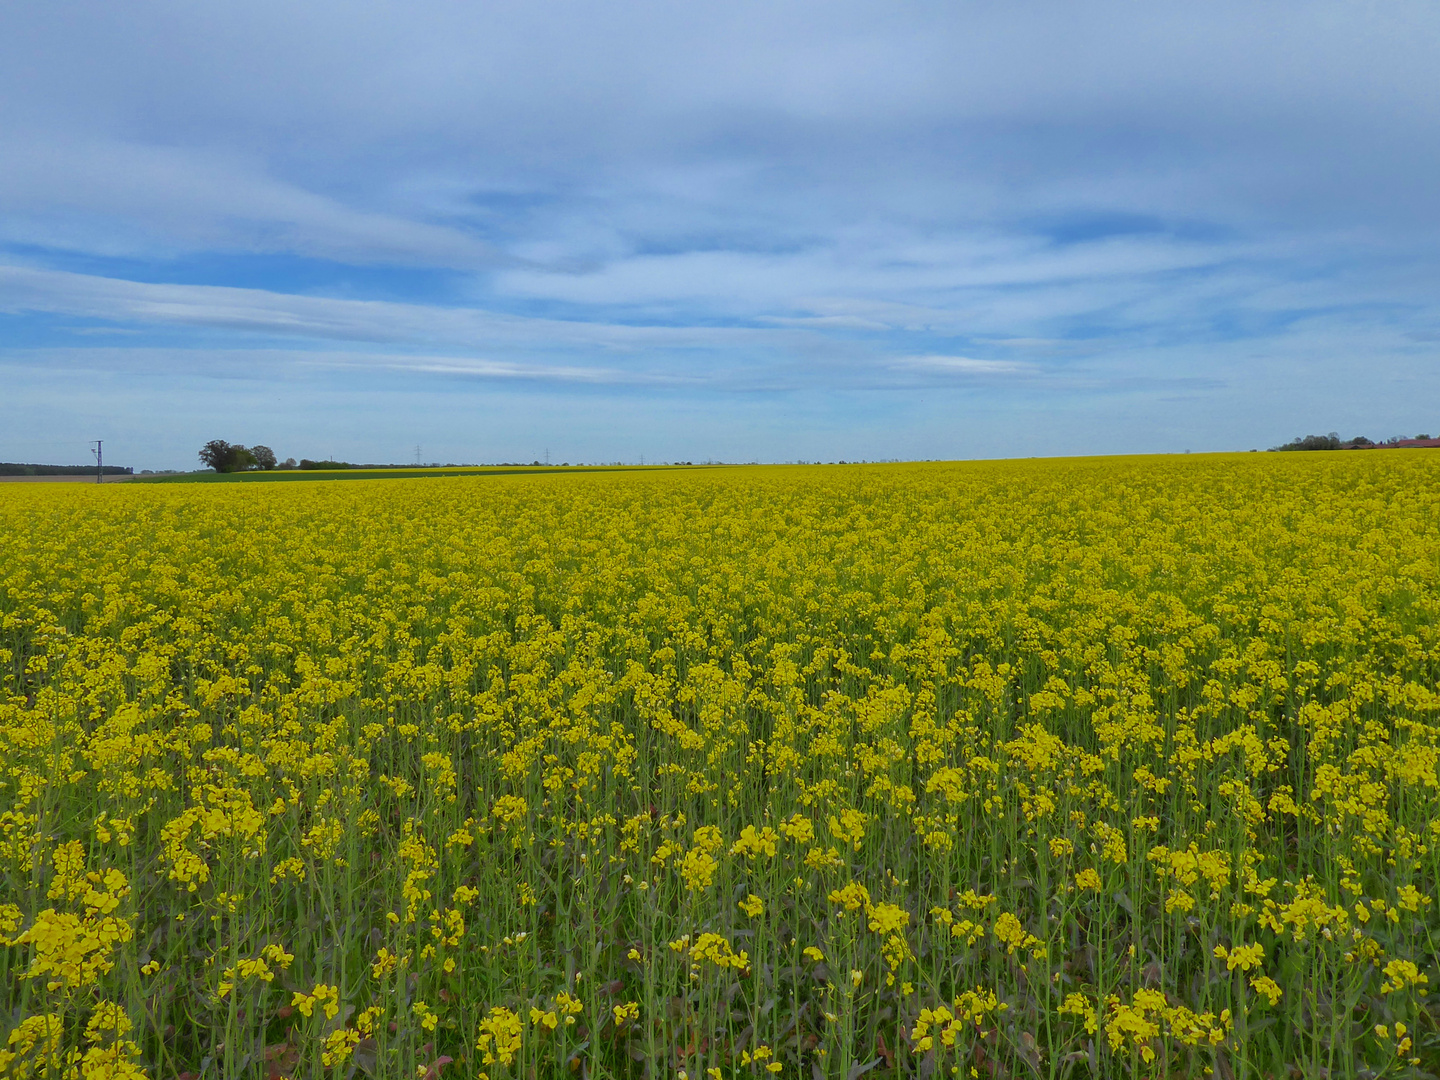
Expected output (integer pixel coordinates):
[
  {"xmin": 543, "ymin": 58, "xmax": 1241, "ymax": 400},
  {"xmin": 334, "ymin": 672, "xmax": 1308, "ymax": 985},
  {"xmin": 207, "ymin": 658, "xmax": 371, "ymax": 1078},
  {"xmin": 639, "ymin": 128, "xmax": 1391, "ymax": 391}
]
[{"xmin": 0, "ymin": 474, "xmax": 130, "ymax": 482}]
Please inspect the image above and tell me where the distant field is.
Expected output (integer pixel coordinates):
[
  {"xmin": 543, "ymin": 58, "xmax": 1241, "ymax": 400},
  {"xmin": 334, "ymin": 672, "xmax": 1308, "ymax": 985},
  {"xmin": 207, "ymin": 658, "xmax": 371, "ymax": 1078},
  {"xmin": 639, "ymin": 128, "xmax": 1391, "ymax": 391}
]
[
  {"xmin": 2, "ymin": 455, "xmax": 1438, "ymax": 1079},
  {"xmin": 0, "ymin": 475, "xmax": 122, "ymax": 483},
  {"xmin": 131, "ymin": 465, "xmax": 705, "ymax": 483}
]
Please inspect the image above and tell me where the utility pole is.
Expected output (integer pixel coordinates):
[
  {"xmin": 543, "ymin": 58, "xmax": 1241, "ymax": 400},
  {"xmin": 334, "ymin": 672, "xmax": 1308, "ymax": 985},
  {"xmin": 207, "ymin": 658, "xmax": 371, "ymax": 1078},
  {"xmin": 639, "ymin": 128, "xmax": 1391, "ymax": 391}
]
[{"xmin": 90, "ymin": 440, "xmax": 103, "ymax": 484}]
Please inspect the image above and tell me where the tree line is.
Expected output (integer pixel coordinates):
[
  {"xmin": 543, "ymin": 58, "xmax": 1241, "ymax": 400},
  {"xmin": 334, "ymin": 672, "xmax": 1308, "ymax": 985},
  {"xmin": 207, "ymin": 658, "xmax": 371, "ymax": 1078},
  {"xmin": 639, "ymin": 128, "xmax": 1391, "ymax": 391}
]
[
  {"xmin": 198, "ymin": 443, "xmax": 399, "ymax": 472},
  {"xmin": 0, "ymin": 462, "xmax": 133, "ymax": 476},
  {"xmin": 198, "ymin": 441, "xmax": 293, "ymax": 473},
  {"xmin": 1270, "ymin": 431, "xmax": 1434, "ymax": 451}
]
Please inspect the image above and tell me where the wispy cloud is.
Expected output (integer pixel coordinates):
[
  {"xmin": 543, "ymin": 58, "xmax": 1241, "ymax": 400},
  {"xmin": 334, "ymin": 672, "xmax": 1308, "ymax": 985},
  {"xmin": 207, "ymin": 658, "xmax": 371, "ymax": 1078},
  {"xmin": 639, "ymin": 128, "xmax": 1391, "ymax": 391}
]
[
  {"xmin": 301, "ymin": 351, "xmax": 683, "ymax": 385},
  {"xmin": 0, "ymin": 135, "xmax": 514, "ymax": 268},
  {"xmin": 891, "ymin": 355, "xmax": 1036, "ymax": 377},
  {"xmin": 0, "ymin": 264, "xmax": 783, "ymax": 352}
]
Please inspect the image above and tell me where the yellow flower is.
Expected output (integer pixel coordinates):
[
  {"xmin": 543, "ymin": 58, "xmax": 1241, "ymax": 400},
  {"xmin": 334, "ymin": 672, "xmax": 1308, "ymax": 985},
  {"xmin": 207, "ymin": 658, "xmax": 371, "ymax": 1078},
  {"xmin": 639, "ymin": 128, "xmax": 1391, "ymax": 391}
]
[
  {"xmin": 691, "ymin": 933, "xmax": 749, "ymax": 971},
  {"xmin": 293, "ymin": 983, "xmax": 340, "ymax": 1020},
  {"xmin": 477, "ymin": 1006, "xmax": 523, "ymax": 1066},
  {"xmin": 778, "ymin": 813, "xmax": 814, "ymax": 844},
  {"xmin": 323, "ymin": 1027, "xmax": 363, "ymax": 1066},
  {"xmin": 867, "ymin": 902, "xmax": 909, "ymax": 935},
  {"xmin": 827, "ymin": 809, "xmax": 867, "ymax": 852},
  {"xmin": 679, "ymin": 849, "xmax": 718, "ymax": 891},
  {"xmin": 731, "ymin": 825, "xmax": 778, "ymax": 858},
  {"xmin": 1250, "ymin": 975, "xmax": 1283, "ymax": 1006},
  {"xmin": 1381, "ymin": 959, "xmax": 1428, "ymax": 994},
  {"xmin": 992, "ymin": 913, "xmax": 1041, "ymax": 956},
  {"xmin": 828, "ymin": 882, "xmax": 870, "ymax": 912},
  {"xmin": 1213, "ymin": 942, "xmax": 1264, "ymax": 972}
]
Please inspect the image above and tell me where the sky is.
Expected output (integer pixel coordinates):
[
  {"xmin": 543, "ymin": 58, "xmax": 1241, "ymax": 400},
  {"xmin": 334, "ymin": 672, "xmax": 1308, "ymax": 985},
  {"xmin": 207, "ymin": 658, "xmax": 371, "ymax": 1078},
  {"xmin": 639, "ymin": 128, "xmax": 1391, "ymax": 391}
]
[{"xmin": 2, "ymin": 1, "xmax": 1439, "ymax": 469}]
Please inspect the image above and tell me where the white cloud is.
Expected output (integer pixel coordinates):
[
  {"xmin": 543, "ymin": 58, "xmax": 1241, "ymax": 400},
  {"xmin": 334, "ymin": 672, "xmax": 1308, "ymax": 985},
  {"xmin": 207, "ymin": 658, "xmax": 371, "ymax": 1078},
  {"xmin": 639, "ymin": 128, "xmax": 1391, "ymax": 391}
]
[
  {"xmin": 298, "ymin": 351, "xmax": 685, "ymax": 385},
  {"xmin": 0, "ymin": 264, "xmax": 782, "ymax": 353},
  {"xmin": 893, "ymin": 355, "xmax": 1035, "ymax": 377}
]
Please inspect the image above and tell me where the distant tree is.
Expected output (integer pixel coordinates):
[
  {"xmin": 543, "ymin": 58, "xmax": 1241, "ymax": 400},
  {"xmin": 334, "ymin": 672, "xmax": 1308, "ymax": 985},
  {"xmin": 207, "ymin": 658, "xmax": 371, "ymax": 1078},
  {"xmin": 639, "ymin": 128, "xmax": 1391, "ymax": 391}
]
[
  {"xmin": 250, "ymin": 445, "xmax": 278, "ymax": 470},
  {"xmin": 199, "ymin": 439, "xmax": 241, "ymax": 472},
  {"xmin": 200, "ymin": 440, "xmax": 267, "ymax": 471},
  {"xmin": 281, "ymin": 457, "xmax": 297, "ymax": 469},
  {"xmin": 1270, "ymin": 433, "xmax": 1341, "ymax": 452}
]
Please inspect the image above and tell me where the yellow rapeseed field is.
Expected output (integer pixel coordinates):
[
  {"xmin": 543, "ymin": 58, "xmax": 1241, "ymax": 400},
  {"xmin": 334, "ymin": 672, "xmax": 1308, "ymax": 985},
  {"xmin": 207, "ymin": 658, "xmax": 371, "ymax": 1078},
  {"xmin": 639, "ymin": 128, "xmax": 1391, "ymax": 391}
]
[{"xmin": 2, "ymin": 454, "xmax": 1438, "ymax": 1079}]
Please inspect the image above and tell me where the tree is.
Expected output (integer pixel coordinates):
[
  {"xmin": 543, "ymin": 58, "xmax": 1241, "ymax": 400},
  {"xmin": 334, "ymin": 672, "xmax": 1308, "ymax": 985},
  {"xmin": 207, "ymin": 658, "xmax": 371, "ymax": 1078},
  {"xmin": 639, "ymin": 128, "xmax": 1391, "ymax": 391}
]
[
  {"xmin": 250, "ymin": 445, "xmax": 278, "ymax": 470},
  {"xmin": 199, "ymin": 440, "xmax": 263, "ymax": 472},
  {"xmin": 199, "ymin": 439, "xmax": 241, "ymax": 472},
  {"xmin": 1270, "ymin": 433, "xmax": 1341, "ymax": 452}
]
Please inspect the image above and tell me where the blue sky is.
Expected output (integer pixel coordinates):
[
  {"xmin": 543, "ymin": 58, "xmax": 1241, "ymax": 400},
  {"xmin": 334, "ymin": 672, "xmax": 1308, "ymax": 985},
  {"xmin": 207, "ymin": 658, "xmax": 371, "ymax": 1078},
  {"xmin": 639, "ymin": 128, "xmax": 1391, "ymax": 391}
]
[{"xmin": 2, "ymin": 1, "xmax": 1439, "ymax": 469}]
